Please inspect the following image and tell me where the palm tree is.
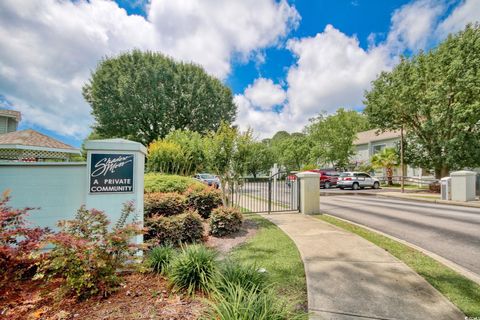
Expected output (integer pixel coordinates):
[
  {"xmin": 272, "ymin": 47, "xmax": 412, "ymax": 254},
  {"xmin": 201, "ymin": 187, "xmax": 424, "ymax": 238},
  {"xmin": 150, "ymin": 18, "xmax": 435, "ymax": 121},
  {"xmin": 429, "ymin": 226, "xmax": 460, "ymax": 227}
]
[{"xmin": 371, "ymin": 148, "xmax": 399, "ymax": 186}]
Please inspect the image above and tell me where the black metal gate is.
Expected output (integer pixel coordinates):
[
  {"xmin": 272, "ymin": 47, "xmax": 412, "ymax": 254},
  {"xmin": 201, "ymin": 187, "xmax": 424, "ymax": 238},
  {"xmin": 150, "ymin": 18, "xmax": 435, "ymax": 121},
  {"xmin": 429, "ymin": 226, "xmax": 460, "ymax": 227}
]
[{"xmin": 231, "ymin": 171, "xmax": 300, "ymax": 213}]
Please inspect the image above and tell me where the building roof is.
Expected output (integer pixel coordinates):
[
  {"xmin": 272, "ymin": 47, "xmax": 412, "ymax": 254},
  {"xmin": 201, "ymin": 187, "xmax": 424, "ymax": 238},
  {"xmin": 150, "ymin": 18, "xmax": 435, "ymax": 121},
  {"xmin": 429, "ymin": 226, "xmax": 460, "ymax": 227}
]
[
  {"xmin": 0, "ymin": 129, "xmax": 80, "ymax": 154},
  {"xmin": 354, "ymin": 129, "xmax": 401, "ymax": 145},
  {"xmin": 0, "ymin": 109, "xmax": 21, "ymax": 122}
]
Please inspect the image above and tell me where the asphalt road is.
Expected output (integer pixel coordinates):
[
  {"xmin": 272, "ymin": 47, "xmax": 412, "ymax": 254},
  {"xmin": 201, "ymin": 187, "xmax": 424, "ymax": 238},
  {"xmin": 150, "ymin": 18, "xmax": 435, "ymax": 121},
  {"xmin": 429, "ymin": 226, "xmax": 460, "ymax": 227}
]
[{"xmin": 320, "ymin": 194, "xmax": 480, "ymax": 277}]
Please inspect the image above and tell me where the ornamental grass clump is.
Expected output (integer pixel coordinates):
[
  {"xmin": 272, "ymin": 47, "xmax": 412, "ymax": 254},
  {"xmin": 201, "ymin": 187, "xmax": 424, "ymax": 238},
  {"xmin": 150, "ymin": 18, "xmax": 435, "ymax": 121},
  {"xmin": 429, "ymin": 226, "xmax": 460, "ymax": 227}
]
[
  {"xmin": 35, "ymin": 202, "xmax": 144, "ymax": 299},
  {"xmin": 205, "ymin": 281, "xmax": 300, "ymax": 320},
  {"xmin": 0, "ymin": 191, "xmax": 48, "ymax": 287},
  {"xmin": 168, "ymin": 244, "xmax": 218, "ymax": 295},
  {"xmin": 148, "ymin": 245, "xmax": 175, "ymax": 275},
  {"xmin": 216, "ymin": 260, "xmax": 268, "ymax": 294}
]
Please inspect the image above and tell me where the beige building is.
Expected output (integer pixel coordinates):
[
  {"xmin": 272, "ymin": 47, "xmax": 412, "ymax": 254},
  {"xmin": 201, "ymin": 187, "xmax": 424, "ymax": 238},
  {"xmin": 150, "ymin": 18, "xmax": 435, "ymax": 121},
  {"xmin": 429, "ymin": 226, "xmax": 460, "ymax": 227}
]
[
  {"xmin": 0, "ymin": 109, "xmax": 80, "ymax": 161},
  {"xmin": 352, "ymin": 129, "xmax": 426, "ymax": 179}
]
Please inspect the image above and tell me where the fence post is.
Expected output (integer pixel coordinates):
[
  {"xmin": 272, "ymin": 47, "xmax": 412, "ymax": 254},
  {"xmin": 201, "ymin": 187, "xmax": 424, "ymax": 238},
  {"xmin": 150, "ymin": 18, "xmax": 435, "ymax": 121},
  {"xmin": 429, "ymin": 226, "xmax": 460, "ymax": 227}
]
[{"xmin": 296, "ymin": 171, "xmax": 320, "ymax": 215}]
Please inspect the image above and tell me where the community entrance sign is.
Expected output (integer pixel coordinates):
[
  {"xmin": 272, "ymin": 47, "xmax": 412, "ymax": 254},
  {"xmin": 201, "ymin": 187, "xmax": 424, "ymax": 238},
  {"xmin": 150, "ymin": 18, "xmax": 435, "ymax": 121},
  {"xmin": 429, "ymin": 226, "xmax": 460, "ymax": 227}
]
[{"xmin": 89, "ymin": 153, "xmax": 134, "ymax": 193}]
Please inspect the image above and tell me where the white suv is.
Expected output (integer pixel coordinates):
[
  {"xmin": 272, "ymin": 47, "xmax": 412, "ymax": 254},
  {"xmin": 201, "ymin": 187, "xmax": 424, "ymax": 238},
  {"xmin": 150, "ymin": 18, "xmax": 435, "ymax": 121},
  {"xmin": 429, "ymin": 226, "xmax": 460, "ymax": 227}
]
[{"xmin": 337, "ymin": 172, "xmax": 380, "ymax": 190}]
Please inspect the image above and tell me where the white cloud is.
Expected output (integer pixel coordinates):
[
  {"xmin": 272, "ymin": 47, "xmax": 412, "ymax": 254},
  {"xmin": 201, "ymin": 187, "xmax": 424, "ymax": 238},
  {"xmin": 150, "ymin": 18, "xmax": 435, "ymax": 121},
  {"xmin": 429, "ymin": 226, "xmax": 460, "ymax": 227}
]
[
  {"xmin": 234, "ymin": 94, "xmax": 302, "ymax": 139},
  {"xmin": 244, "ymin": 78, "xmax": 286, "ymax": 110},
  {"xmin": 236, "ymin": 0, "xmax": 480, "ymax": 139},
  {"xmin": 385, "ymin": 0, "xmax": 445, "ymax": 52},
  {"xmin": 437, "ymin": 0, "xmax": 480, "ymax": 37},
  {"xmin": 0, "ymin": 0, "xmax": 299, "ymax": 138},
  {"xmin": 286, "ymin": 25, "xmax": 393, "ymax": 117}
]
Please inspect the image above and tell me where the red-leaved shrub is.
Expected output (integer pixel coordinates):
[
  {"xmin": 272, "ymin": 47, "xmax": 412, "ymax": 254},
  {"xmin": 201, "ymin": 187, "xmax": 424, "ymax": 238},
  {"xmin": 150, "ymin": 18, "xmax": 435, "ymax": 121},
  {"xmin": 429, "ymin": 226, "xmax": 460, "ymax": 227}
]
[
  {"xmin": 186, "ymin": 187, "xmax": 222, "ymax": 219},
  {"xmin": 35, "ymin": 202, "xmax": 144, "ymax": 299},
  {"xmin": 0, "ymin": 190, "xmax": 48, "ymax": 287}
]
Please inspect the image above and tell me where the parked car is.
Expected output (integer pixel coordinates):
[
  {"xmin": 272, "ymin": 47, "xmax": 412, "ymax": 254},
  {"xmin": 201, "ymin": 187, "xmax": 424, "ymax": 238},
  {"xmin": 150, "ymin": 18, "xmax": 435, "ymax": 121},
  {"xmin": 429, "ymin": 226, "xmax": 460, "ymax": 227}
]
[
  {"xmin": 337, "ymin": 172, "xmax": 380, "ymax": 190},
  {"xmin": 309, "ymin": 170, "xmax": 340, "ymax": 189},
  {"xmin": 193, "ymin": 173, "xmax": 221, "ymax": 188}
]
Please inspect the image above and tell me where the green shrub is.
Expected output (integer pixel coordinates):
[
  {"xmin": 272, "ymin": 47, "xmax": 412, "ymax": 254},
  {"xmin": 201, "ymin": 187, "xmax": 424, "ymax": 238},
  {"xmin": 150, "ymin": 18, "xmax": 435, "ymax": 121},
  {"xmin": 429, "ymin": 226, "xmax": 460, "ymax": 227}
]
[
  {"xmin": 210, "ymin": 207, "xmax": 243, "ymax": 237},
  {"xmin": 144, "ymin": 173, "xmax": 205, "ymax": 193},
  {"xmin": 147, "ymin": 245, "xmax": 175, "ymax": 275},
  {"xmin": 146, "ymin": 211, "xmax": 204, "ymax": 246},
  {"xmin": 144, "ymin": 192, "xmax": 187, "ymax": 217},
  {"xmin": 35, "ymin": 203, "xmax": 143, "ymax": 299},
  {"xmin": 205, "ymin": 282, "xmax": 299, "ymax": 320},
  {"xmin": 217, "ymin": 260, "xmax": 268, "ymax": 293},
  {"xmin": 168, "ymin": 244, "xmax": 218, "ymax": 295},
  {"xmin": 186, "ymin": 187, "xmax": 223, "ymax": 219}
]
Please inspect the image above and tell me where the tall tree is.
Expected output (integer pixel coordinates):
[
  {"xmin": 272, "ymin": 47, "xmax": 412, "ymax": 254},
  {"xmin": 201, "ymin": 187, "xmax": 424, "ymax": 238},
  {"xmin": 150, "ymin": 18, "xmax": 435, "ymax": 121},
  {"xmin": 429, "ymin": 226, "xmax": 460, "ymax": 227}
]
[
  {"xmin": 83, "ymin": 50, "xmax": 236, "ymax": 146},
  {"xmin": 245, "ymin": 142, "xmax": 274, "ymax": 178},
  {"xmin": 306, "ymin": 108, "xmax": 370, "ymax": 169},
  {"xmin": 277, "ymin": 133, "xmax": 312, "ymax": 171},
  {"xmin": 204, "ymin": 123, "xmax": 254, "ymax": 205},
  {"xmin": 364, "ymin": 24, "xmax": 480, "ymax": 178}
]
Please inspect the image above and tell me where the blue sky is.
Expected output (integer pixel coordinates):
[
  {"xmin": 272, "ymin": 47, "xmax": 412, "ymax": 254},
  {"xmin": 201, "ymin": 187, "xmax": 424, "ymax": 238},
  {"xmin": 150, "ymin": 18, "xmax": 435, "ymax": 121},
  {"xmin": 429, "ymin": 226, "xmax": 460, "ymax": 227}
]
[{"xmin": 0, "ymin": 0, "xmax": 478, "ymax": 147}]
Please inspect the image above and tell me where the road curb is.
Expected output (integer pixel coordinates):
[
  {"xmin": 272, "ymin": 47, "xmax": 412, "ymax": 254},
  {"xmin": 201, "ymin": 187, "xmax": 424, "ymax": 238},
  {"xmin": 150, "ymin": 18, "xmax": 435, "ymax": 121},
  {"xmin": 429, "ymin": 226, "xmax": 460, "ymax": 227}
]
[
  {"xmin": 320, "ymin": 190, "xmax": 480, "ymax": 208},
  {"xmin": 322, "ymin": 214, "xmax": 480, "ymax": 286}
]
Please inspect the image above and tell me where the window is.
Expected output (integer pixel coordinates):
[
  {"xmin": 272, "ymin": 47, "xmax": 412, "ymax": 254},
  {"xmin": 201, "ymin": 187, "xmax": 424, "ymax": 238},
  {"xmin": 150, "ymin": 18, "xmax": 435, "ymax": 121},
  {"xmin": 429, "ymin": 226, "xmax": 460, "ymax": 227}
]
[{"xmin": 372, "ymin": 144, "xmax": 386, "ymax": 154}]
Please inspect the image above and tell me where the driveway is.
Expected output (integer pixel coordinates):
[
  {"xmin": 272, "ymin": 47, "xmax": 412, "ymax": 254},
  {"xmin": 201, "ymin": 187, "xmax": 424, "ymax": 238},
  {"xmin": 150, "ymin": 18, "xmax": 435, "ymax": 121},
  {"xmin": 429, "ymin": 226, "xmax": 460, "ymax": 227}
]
[{"xmin": 320, "ymin": 194, "xmax": 480, "ymax": 277}]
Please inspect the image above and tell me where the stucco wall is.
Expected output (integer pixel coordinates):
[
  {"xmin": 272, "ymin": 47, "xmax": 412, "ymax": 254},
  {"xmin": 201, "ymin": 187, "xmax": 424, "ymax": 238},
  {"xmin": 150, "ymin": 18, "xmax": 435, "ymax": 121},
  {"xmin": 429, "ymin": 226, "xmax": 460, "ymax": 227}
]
[{"xmin": 0, "ymin": 162, "xmax": 87, "ymax": 230}]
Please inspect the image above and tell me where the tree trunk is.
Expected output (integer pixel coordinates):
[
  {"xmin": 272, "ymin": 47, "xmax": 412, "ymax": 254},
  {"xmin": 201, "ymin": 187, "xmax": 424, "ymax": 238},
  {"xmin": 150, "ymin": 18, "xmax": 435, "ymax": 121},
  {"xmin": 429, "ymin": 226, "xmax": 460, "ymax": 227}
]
[
  {"xmin": 386, "ymin": 167, "xmax": 393, "ymax": 186},
  {"xmin": 440, "ymin": 166, "xmax": 449, "ymax": 178},
  {"xmin": 434, "ymin": 166, "xmax": 450, "ymax": 179}
]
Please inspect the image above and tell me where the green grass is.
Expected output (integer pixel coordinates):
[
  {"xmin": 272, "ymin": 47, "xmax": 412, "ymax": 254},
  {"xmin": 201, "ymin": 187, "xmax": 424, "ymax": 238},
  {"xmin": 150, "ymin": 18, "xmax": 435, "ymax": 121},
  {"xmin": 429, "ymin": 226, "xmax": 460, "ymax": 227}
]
[
  {"xmin": 317, "ymin": 214, "xmax": 480, "ymax": 317},
  {"xmin": 228, "ymin": 213, "xmax": 308, "ymax": 318}
]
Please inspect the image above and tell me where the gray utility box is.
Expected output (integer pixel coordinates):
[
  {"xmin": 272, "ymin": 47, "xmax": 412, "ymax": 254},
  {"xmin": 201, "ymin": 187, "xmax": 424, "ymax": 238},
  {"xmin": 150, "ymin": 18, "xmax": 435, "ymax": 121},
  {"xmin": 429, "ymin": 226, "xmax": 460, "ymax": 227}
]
[
  {"xmin": 450, "ymin": 170, "xmax": 477, "ymax": 202},
  {"xmin": 440, "ymin": 177, "xmax": 451, "ymax": 201}
]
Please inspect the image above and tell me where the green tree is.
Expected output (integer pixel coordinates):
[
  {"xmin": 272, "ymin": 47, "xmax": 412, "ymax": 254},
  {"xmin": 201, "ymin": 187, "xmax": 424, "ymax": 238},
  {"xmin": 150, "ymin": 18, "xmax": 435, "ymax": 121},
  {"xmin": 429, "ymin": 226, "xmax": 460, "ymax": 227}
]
[
  {"xmin": 306, "ymin": 108, "xmax": 369, "ymax": 169},
  {"xmin": 364, "ymin": 24, "xmax": 480, "ymax": 178},
  {"xmin": 204, "ymin": 123, "xmax": 254, "ymax": 205},
  {"xmin": 83, "ymin": 50, "xmax": 236, "ymax": 146},
  {"xmin": 245, "ymin": 142, "xmax": 274, "ymax": 178},
  {"xmin": 371, "ymin": 148, "xmax": 399, "ymax": 185},
  {"xmin": 277, "ymin": 133, "xmax": 311, "ymax": 171}
]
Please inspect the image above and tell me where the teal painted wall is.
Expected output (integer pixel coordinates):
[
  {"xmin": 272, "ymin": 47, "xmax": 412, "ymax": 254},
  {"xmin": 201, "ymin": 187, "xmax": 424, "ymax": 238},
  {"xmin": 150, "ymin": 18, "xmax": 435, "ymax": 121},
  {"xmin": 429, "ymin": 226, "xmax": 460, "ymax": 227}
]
[{"xmin": 0, "ymin": 163, "xmax": 87, "ymax": 230}]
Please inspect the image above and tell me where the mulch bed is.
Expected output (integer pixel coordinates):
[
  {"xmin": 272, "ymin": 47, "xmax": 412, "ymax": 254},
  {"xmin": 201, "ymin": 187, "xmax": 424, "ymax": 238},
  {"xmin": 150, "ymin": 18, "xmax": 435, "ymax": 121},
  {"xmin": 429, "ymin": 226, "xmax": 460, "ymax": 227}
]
[
  {"xmin": 205, "ymin": 218, "xmax": 258, "ymax": 255},
  {"xmin": 0, "ymin": 274, "xmax": 204, "ymax": 320},
  {"xmin": 0, "ymin": 218, "xmax": 258, "ymax": 320}
]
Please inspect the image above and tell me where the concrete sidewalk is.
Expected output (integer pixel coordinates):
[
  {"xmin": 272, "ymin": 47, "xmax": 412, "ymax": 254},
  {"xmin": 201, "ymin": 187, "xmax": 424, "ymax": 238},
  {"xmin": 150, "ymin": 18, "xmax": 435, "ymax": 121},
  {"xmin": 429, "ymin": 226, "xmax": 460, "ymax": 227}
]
[{"xmin": 260, "ymin": 213, "xmax": 464, "ymax": 320}]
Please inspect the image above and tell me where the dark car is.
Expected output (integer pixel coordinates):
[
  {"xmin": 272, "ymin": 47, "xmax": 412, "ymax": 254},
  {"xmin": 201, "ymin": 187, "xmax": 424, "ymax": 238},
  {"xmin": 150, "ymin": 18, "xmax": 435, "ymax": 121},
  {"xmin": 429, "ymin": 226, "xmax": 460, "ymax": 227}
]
[{"xmin": 309, "ymin": 170, "xmax": 340, "ymax": 189}]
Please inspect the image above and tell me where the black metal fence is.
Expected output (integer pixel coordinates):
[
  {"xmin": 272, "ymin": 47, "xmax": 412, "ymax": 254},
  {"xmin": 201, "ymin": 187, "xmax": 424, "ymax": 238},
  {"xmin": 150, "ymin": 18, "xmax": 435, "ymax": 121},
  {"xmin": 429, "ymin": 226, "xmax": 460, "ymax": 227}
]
[{"xmin": 231, "ymin": 171, "xmax": 300, "ymax": 213}]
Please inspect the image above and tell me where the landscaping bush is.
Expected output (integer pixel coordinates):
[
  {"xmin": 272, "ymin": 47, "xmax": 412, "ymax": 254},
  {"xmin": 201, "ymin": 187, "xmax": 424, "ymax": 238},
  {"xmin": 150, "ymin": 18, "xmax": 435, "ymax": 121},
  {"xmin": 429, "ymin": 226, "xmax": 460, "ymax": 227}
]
[
  {"xmin": 144, "ymin": 173, "xmax": 205, "ymax": 193},
  {"xmin": 186, "ymin": 187, "xmax": 222, "ymax": 219},
  {"xmin": 209, "ymin": 207, "xmax": 243, "ymax": 237},
  {"xmin": 0, "ymin": 191, "xmax": 48, "ymax": 287},
  {"xmin": 147, "ymin": 245, "xmax": 175, "ymax": 275},
  {"xmin": 216, "ymin": 260, "xmax": 268, "ymax": 293},
  {"xmin": 206, "ymin": 282, "xmax": 299, "ymax": 320},
  {"xmin": 168, "ymin": 244, "xmax": 218, "ymax": 295},
  {"xmin": 144, "ymin": 192, "xmax": 187, "ymax": 217},
  {"xmin": 35, "ymin": 203, "xmax": 143, "ymax": 299},
  {"xmin": 146, "ymin": 211, "xmax": 204, "ymax": 246}
]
